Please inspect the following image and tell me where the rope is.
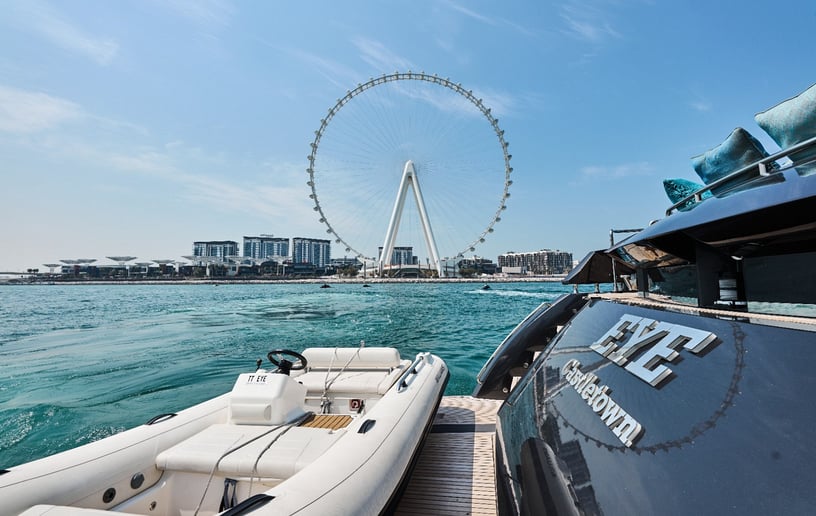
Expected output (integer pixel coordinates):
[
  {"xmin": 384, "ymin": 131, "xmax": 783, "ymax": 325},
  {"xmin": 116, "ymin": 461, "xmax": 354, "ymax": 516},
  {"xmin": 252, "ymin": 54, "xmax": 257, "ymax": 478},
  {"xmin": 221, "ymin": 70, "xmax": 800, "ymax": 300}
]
[
  {"xmin": 319, "ymin": 347, "xmax": 361, "ymax": 414},
  {"xmin": 247, "ymin": 411, "xmax": 313, "ymax": 496},
  {"xmin": 192, "ymin": 411, "xmax": 313, "ymax": 516}
]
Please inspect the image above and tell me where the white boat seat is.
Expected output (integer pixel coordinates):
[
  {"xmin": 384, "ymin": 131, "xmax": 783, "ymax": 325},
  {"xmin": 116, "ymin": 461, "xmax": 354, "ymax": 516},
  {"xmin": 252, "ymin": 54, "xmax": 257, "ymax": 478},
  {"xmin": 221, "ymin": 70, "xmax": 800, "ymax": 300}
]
[
  {"xmin": 301, "ymin": 347, "xmax": 402, "ymax": 370},
  {"xmin": 296, "ymin": 347, "xmax": 409, "ymax": 395},
  {"xmin": 155, "ymin": 423, "xmax": 344, "ymax": 480},
  {"xmin": 297, "ymin": 368, "xmax": 406, "ymax": 395}
]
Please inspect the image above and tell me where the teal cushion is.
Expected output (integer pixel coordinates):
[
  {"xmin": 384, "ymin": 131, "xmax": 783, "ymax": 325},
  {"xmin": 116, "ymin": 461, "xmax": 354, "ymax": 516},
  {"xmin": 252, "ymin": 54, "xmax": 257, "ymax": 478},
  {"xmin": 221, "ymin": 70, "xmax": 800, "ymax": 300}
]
[
  {"xmin": 691, "ymin": 128, "xmax": 772, "ymax": 192},
  {"xmin": 663, "ymin": 178, "xmax": 712, "ymax": 211},
  {"xmin": 755, "ymin": 83, "xmax": 816, "ymax": 174}
]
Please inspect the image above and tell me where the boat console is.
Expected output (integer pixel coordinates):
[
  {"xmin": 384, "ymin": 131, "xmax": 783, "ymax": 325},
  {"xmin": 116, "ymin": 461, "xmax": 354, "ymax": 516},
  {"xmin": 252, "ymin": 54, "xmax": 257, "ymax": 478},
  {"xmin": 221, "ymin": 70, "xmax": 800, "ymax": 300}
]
[{"xmin": 228, "ymin": 372, "xmax": 308, "ymax": 425}]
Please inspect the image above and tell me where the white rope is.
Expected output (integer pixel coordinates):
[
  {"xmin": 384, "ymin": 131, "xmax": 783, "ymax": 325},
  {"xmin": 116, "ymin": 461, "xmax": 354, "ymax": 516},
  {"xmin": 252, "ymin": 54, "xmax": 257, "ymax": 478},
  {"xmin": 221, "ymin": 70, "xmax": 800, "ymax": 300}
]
[
  {"xmin": 193, "ymin": 411, "xmax": 313, "ymax": 515},
  {"xmin": 320, "ymin": 346, "xmax": 361, "ymax": 414}
]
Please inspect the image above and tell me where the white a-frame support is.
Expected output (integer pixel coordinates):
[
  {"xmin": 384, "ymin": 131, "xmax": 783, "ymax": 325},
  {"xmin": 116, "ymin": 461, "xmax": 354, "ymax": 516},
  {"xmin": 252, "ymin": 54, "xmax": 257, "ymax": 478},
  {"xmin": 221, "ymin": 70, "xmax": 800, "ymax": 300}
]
[{"xmin": 379, "ymin": 160, "xmax": 444, "ymax": 277}]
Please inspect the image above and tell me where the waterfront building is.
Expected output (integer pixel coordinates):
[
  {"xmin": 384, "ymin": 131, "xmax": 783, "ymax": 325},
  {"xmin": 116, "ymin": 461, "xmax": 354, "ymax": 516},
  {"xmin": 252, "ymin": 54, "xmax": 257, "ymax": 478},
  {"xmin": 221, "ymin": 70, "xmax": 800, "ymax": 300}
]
[
  {"xmin": 458, "ymin": 257, "xmax": 498, "ymax": 275},
  {"xmin": 331, "ymin": 257, "xmax": 361, "ymax": 268},
  {"xmin": 192, "ymin": 241, "xmax": 239, "ymax": 259},
  {"xmin": 292, "ymin": 237, "xmax": 331, "ymax": 267},
  {"xmin": 243, "ymin": 235, "xmax": 289, "ymax": 261},
  {"xmin": 498, "ymin": 249, "xmax": 573, "ymax": 275},
  {"xmin": 377, "ymin": 246, "xmax": 416, "ymax": 265}
]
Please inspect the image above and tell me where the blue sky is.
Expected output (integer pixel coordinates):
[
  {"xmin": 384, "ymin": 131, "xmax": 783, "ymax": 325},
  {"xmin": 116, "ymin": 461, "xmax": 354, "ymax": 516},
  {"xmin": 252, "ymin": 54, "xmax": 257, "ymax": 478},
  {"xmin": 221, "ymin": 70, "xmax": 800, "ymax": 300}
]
[{"xmin": 1, "ymin": 0, "xmax": 815, "ymax": 272}]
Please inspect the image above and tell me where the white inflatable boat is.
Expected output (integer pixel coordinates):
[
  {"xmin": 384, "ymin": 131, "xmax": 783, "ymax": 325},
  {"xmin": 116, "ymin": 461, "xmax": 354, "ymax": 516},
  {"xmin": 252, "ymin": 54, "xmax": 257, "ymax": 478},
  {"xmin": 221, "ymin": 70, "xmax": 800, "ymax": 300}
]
[{"xmin": 0, "ymin": 347, "xmax": 449, "ymax": 516}]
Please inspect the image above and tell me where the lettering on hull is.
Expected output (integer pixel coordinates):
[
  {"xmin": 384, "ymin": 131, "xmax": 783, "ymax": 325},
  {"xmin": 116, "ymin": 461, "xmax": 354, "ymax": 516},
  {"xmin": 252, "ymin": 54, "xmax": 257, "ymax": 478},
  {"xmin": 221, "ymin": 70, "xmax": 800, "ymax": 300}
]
[
  {"xmin": 560, "ymin": 315, "xmax": 718, "ymax": 447},
  {"xmin": 562, "ymin": 359, "xmax": 643, "ymax": 447},
  {"xmin": 590, "ymin": 314, "xmax": 717, "ymax": 387}
]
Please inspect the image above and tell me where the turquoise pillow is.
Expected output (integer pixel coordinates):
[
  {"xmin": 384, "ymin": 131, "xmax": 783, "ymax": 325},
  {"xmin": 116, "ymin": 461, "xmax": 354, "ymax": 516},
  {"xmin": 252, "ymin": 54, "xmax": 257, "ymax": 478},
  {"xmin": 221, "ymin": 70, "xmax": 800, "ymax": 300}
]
[
  {"xmin": 663, "ymin": 178, "xmax": 712, "ymax": 211},
  {"xmin": 755, "ymin": 83, "xmax": 816, "ymax": 175},
  {"xmin": 691, "ymin": 128, "xmax": 772, "ymax": 193}
]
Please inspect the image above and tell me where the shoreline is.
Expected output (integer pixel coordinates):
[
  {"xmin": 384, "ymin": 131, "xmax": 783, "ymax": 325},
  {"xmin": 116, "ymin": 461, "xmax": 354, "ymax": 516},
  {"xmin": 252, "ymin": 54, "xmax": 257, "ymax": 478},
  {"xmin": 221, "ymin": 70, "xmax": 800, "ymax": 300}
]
[{"xmin": 0, "ymin": 275, "xmax": 568, "ymax": 286}]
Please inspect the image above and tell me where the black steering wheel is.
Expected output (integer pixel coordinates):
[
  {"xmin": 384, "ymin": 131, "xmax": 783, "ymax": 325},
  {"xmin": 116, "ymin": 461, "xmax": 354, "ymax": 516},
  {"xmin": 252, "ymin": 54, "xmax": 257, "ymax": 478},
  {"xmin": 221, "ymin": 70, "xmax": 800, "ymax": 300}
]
[{"xmin": 267, "ymin": 349, "xmax": 308, "ymax": 375}]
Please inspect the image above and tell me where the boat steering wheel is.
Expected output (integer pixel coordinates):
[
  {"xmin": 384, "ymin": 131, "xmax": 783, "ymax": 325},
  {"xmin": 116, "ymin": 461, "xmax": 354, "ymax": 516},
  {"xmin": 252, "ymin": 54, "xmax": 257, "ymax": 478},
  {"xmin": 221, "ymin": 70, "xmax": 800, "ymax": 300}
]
[{"xmin": 267, "ymin": 349, "xmax": 308, "ymax": 375}]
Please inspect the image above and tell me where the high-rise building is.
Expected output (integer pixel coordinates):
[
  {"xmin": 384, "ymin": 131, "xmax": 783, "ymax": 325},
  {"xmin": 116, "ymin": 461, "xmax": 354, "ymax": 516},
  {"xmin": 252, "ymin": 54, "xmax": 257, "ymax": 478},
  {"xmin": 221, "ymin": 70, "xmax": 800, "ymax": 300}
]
[
  {"xmin": 243, "ymin": 235, "xmax": 289, "ymax": 261},
  {"xmin": 192, "ymin": 241, "xmax": 239, "ymax": 259},
  {"xmin": 377, "ymin": 246, "xmax": 416, "ymax": 265},
  {"xmin": 292, "ymin": 237, "xmax": 331, "ymax": 267},
  {"xmin": 498, "ymin": 249, "xmax": 573, "ymax": 275}
]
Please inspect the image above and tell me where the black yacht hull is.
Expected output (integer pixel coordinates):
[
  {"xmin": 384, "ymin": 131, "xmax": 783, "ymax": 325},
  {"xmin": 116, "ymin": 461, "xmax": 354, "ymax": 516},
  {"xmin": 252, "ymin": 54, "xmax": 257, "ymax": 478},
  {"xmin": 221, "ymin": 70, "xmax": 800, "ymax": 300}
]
[{"xmin": 492, "ymin": 296, "xmax": 816, "ymax": 515}]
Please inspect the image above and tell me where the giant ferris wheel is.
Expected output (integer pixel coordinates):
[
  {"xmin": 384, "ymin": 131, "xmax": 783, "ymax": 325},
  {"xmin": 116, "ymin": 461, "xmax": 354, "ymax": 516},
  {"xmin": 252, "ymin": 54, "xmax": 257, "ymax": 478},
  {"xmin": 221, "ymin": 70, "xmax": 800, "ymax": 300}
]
[{"xmin": 306, "ymin": 72, "xmax": 512, "ymax": 277}]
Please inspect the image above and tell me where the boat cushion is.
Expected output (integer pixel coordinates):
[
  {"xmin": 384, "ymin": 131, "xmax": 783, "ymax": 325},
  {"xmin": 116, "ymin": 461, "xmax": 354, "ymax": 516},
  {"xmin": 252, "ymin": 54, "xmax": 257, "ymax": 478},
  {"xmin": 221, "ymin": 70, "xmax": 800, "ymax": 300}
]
[
  {"xmin": 691, "ymin": 127, "xmax": 774, "ymax": 194},
  {"xmin": 302, "ymin": 347, "xmax": 402, "ymax": 370},
  {"xmin": 156, "ymin": 424, "xmax": 344, "ymax": 479},
  {"xmin": 755, "ymin": 82, "xmax": 816, "ymax": 174},
  {"xmin": 662, "ymin": 178, "xmax": 712, "ymax": 211},
  {"xmin": 296, "ymin": 366, "xmax": 406, "ymax": 395}
]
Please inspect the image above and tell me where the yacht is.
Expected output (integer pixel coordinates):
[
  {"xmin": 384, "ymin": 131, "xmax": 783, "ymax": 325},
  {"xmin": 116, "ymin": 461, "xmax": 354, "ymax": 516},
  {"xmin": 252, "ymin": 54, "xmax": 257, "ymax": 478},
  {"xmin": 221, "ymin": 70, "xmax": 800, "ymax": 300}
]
[{"xmin": 475, "ymin": 83, "xmax": 816, "ymax": 515}]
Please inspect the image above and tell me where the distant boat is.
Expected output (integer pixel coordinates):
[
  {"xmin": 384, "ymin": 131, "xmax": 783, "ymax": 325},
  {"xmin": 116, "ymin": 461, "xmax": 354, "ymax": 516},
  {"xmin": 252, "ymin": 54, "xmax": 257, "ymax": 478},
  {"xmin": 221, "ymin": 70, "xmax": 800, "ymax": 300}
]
[
  {"xmin": 320, "ymin": 283, "xmax": 331, "ymax": 288},
  {"xmin": 481, "ymin": 284, "xmax": 491, "ymax": 290}
]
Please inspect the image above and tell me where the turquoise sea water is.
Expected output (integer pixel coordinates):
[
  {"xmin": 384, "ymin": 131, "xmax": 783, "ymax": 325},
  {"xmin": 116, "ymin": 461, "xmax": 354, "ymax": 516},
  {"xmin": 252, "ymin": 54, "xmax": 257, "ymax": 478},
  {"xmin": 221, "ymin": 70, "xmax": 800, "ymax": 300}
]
[{"xmin": 0, "ymin": 281, "xmax": 577, "ymax": 469}]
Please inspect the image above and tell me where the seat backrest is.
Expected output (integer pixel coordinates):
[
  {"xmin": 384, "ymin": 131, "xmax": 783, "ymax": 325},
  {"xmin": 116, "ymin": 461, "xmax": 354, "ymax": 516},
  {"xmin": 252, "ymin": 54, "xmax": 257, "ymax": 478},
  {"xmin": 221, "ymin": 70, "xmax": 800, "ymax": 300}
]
[{"xmin": 302, "ymin": 347, "xmax": 401, "ymax": 370}]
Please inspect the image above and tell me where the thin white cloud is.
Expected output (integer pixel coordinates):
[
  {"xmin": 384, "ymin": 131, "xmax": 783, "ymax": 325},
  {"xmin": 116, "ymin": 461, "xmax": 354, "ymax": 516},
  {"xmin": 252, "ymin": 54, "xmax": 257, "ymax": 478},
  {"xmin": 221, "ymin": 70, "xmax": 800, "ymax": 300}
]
[
  {"xmin": 98, "ymin": 141, "xmax": 313, "ymax": 222},
  {"xmin": 688, "ymin": 100, "xmax": 712, "ymax": 112},
  {"xmin": 281, "ymin": 47, "xmax": 360, "ymax": 91},
  {"xmin": 579, "ymin": 161, "xmax": 654, "ymax": 179},
  {"xmin": 160, "ymin": 0, "xmax": 234, "ymax": 29},
  {"xmin": 559, "ymin": 2, "xmax": 622, "ymax": 43},
  {"xmin": 445, "ymin": 1, "xmax": 497, "ymax": 26},
  {"xmin": 443, "ymin": 0, "xmax": 538, "ymax": 38},
  {"xmin": 471, "ymin": 88, "xmax": 515, "ymax": 119},
  {"xmin": 182, "ymin": 171, "xmax": 312, "ymax": 222},
  {"xmin": 0, "ymin": 85, "xmax": 83, "ymax": 133},
  {"xmin": 352, "ymin": 37, "xmax": 415, "ymax": 73},
  {"xmin": 10, "ymin": 1, "xmax": 118, "ymax": 65}
]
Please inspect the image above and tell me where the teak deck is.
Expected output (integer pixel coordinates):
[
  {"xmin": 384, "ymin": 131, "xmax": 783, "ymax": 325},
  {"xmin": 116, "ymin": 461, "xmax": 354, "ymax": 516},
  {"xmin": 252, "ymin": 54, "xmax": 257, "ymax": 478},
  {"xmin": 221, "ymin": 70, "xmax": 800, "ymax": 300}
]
[
  {"xmin": 394, "ymin": 396, "xmax": 501, "ymax": 515},
  {"xmin": 300, "ymin": 413, "xmax": 353, "ymax": 430}
]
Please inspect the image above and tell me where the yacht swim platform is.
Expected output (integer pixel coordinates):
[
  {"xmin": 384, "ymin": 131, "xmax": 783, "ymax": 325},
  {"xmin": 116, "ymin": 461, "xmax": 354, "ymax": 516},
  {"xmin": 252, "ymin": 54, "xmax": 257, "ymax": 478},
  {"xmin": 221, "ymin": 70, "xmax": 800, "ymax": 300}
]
[{"xmin": 395, "ymin": 396, "xmax": 500, "ymax": 516}]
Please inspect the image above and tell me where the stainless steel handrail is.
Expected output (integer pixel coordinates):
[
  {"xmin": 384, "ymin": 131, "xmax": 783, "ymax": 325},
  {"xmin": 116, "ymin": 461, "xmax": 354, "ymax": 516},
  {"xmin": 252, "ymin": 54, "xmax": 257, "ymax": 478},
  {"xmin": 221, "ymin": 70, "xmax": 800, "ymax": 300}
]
[
  {"xmin": 396, "ymin": 353, "xmax": 428, "ymax": 392},
  {"xmin": 667, "ymin": 135, "xmax": 816, "ymax": 216}
]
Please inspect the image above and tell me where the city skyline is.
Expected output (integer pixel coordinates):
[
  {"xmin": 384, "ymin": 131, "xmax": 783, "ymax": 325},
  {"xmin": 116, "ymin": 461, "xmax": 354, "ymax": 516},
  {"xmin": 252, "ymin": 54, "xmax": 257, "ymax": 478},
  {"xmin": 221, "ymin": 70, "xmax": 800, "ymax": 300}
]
[
  {"xmin": 2, "ymin": 2, "xmax": 815, "ymax": 272},
  {"xmin": 18, "ymin": 234, "xmax": 569, "ymax": 272}
]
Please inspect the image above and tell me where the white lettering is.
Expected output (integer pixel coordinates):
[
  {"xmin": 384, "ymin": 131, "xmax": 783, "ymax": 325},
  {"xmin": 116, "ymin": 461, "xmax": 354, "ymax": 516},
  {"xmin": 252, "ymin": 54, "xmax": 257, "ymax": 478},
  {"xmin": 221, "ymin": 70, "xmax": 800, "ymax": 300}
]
[
  {"xmin": 564, "ymin": 360, "xmax": 643, "ymax": 447},
  {"xmin": 592, "ymin": 315, "xmax": 718, "ymax": 387},
  {"xmin": 591, "ymin": 391, "xmax": 609, "ymax": 412},
  {"xmin": 589, "ymin": 314, "xmax": 641, "ymax": 356},
  {"xmin": 599, "ymin": 400, "xmax": 624, "ymax": 427},
  {"xmin": 581, "ymin": 382, "xmax": 596, "ymax": 400},
  {"xmin": 624, "ymin": 325, "xmax": 687, "ymax": 385},
  {"xmin": 612, "ymin": 414, "xmax": 643, "ymax": 447},
  {"xmin": 606, "ymin": 318, "xmax": 663, "ymax": 366}
]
